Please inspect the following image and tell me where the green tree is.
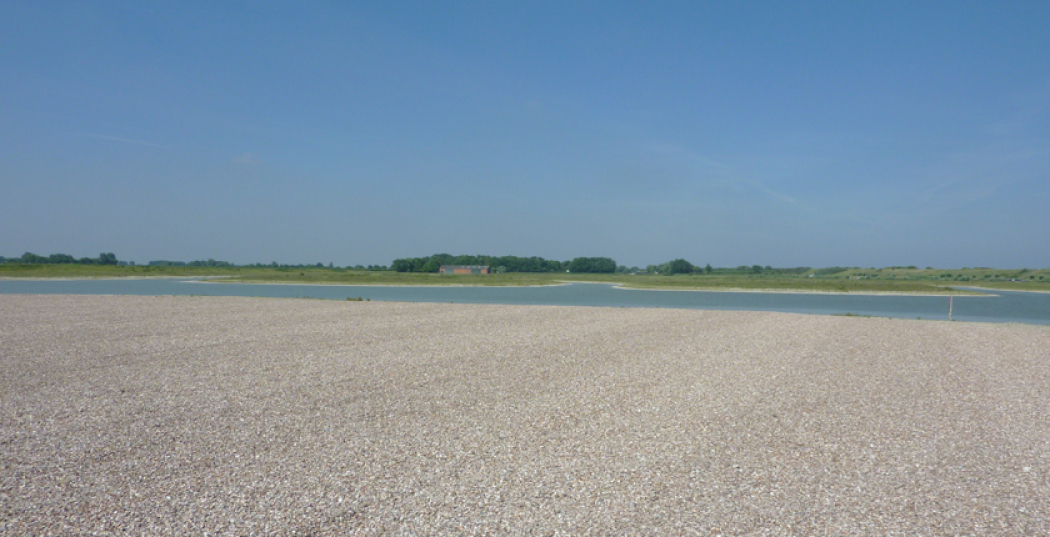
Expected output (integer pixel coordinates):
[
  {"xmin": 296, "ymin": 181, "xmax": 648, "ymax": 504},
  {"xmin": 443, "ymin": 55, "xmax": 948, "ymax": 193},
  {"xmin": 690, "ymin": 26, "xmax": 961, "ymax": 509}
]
[
  {"xmin": 568, "ymin": 257, "xmax": 617, "ymax": 273},
  {"xmin": 21, "ymin": 252, "xmax": 47, "ymax": 264},
  {"xmin": 664, "ymin": 259, "xmax": 694, "ymax": 275},
  {"xmin": 49, "ymin": 253, "xmax": 76, "ymax": 264}
]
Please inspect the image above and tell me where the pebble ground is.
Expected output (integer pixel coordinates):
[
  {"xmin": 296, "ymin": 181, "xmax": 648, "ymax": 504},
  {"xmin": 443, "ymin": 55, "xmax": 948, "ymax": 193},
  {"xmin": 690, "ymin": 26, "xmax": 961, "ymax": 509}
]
[{"xmin": 2, "ymin": 295, "xmax": 1049, "ymax": 535}]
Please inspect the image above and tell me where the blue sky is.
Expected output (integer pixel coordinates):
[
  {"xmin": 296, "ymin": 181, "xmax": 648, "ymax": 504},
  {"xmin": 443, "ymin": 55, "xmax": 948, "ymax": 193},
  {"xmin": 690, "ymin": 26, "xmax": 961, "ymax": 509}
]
[{"xmin": 2, "ymin": 1, "xmax": 1048, "ymax": 268}]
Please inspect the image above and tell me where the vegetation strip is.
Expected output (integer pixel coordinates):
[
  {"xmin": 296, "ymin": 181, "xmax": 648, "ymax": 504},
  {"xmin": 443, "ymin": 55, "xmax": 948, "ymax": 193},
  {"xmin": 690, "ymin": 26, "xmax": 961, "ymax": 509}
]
[{"xmin": 3, "ymin": 253, "xmax": 1047, "ymax": 294}]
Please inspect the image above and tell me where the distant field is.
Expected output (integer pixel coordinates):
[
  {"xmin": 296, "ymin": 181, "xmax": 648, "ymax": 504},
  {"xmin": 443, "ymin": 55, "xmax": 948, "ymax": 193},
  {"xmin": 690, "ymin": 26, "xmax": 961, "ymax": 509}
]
[
  {"xmin": 803, "ymin": 267, "xmax": 1050, "ymax": 293},
  {"xmin": 0, "ymin": 264, "xmax": 248, "ymax": 278},
  {"xmin": 6, "ymin": 264, "xmax": 1049, "ymax": 293}
]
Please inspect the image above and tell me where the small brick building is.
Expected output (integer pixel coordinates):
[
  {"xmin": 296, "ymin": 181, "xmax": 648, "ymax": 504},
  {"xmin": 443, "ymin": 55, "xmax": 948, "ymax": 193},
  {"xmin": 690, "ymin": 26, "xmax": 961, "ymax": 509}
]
[{"xmin": 439, "ymin": 265, "xmax": 490, "ymax": 275}]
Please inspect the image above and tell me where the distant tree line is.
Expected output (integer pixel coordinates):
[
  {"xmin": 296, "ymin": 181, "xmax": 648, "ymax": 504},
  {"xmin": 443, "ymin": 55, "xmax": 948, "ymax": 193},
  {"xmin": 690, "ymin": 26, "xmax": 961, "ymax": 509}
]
[
  {"xmin": 1, "ymin": 254, "xmax": 390, "ymax": 270},
  {"xmin": 387, "ymin": 254, "xmax": 830, "ymax": 276},
  {"xmin": 391, "ymin": 254, "xmax": 620, "ymax": 274},
  {"xmin": 636, "ymin": 260, "xmax": 816, "ymax": 276},
  {"xmin": 392, "ymin": 253, "xmax": 566, "ymax": 273},
  {"xmin": 0, "ymin": 251, "xmax": 870, "ymax": 277},
  {"xmin": 3, "ymin": 252, "xmax": 122, "ymax": 265},
  {"xmin": 566, "ymin": 257, "xmax": 617, "ymax": 274}
]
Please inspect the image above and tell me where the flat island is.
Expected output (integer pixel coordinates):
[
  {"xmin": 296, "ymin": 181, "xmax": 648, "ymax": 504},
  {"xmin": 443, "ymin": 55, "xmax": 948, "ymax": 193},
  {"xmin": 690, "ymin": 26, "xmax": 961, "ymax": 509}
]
[{"xmin": 3, "ymin": 295, "xmax": 1049, "ymax": 534}]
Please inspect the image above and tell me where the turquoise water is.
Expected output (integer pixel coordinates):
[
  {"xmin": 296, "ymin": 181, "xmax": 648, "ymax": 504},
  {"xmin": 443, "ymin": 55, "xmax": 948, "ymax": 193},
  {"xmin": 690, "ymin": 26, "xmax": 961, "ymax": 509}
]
[{"xmin": 2, "ymin": 279, "xmax": 1049, "ymax": 325}]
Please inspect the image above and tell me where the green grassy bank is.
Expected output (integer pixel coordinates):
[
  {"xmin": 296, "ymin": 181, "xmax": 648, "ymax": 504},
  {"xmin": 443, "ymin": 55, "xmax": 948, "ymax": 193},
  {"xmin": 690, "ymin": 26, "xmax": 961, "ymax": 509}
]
[{"xmin": 0, "ymin": 263, "xmax": 249, "ymax": 279}]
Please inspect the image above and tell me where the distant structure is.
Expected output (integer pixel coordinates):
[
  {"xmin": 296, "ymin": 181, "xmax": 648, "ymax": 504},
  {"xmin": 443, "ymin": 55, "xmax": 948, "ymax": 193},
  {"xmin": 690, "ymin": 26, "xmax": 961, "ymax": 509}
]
[{"xmin": 439, "ymin": 265, "xmax": 490, "ymax": 275}]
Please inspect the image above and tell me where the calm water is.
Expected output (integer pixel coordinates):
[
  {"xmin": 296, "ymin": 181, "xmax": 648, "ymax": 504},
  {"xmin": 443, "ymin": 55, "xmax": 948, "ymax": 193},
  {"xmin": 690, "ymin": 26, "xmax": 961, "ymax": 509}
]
[{"xmin": 2, "ymin": 279, "xmax": 1049, "ymax": 325}]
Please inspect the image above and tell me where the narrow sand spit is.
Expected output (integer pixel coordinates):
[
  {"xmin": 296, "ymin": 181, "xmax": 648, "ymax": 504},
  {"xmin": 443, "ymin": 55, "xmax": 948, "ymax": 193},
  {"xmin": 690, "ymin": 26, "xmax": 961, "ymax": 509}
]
[{"xmin": 2, "ymin": 295, "xmax": 1049, "ymax": 535}]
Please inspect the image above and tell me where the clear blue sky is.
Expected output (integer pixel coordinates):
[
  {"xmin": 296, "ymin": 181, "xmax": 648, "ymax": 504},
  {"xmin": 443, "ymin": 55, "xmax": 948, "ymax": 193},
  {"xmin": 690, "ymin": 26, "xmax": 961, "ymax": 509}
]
[{"xmin": 2, "ymin": 1, "xmax": 1048, "ymax": 268}]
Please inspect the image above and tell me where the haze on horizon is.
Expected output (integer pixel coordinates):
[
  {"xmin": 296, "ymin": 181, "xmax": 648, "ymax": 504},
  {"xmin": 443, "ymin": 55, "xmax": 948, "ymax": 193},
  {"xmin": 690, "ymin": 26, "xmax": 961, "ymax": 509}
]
[{"xmin": 2, "ymin": 2, "xmax": 1048, "ymax": 269}]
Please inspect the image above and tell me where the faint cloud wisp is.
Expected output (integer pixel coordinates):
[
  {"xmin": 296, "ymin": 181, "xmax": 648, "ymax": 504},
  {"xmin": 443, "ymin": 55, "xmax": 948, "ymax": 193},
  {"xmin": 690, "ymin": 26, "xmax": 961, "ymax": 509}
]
[
  {"xmin": 233, "ymin": 153, "xmax": 260, "ymax": 165},
  {"xmin": 73, "ymin": 133, "xmax": 162, "ymax": 148}
]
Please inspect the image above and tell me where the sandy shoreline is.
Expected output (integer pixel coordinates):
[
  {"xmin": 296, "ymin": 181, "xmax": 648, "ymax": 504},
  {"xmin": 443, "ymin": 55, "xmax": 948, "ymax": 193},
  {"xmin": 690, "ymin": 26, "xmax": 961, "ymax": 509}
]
[{"xmin": 3, "ymin": 295, "xmax": 1049, "ymax": 534}]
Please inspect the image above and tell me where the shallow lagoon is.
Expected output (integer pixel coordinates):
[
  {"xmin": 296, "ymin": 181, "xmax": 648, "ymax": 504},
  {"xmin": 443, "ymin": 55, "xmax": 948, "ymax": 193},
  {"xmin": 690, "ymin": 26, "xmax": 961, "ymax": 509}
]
[{"xmin": 3, "ymin": 279, "xmax": 1049, "ymax": 325}]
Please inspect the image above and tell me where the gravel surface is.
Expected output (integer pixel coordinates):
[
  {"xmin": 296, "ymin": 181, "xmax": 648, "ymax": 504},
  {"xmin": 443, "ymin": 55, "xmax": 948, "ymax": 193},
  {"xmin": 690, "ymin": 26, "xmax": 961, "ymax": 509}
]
[{"xmin": 3, "ymin": 295, "xmax": 1049, "ymax": 535}]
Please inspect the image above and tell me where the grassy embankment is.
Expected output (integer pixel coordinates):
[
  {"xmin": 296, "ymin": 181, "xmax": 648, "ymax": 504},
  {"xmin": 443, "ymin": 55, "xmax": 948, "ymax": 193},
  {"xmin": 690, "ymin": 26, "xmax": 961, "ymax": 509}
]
[
  {"xmin": 5, "ymin": 264, "xmax": 1049, "ymax": 293},
  {"xmin": 0, "ymin": 263, "xmax": 247, "ymax": 278}
]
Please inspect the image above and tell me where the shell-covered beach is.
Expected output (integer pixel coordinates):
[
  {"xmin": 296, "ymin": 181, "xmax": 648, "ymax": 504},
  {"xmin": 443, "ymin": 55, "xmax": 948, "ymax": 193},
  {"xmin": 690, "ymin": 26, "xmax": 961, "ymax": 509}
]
[{"xmin": 3, "ymin": 295, "xmax": 1049, "ymax": 535}]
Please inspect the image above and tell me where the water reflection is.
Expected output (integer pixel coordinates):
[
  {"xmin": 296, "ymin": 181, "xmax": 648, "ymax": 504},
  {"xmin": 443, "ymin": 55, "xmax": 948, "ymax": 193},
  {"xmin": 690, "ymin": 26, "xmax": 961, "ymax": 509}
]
[{"xmin": 1, "ymin": 279, "xmax": 1048, "ymax": 325}]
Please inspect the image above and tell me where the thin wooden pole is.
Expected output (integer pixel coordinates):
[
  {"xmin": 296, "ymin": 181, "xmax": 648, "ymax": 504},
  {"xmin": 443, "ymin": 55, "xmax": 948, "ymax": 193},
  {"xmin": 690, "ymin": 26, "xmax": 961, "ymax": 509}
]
[{"xmin": 949, "ymin": 295, "xmax": 953, "ymax": 321}]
